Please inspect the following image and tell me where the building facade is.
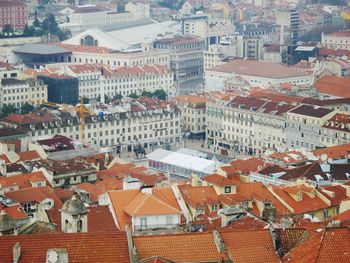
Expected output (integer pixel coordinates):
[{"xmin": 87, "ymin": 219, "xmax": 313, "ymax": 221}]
[
  {"xmin": 0, "ymin": 78, "xmax": 47, "ymax": 108},
  {"xmin": 0, "ymin": 0, "xmax": 28, "ymax": 31},
  {"xmin": 154, "ymin": 36, "xmax": 206, "ymax": 95}
]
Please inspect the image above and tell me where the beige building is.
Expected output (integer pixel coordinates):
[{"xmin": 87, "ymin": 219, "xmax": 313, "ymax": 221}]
[
  {"xmin": 0, "ymin": 78, "xmax": 47, "ymax": 108},
  {"xmin": 172, "ymin": 95, "xmax": 208, "ymax": 139},
  {"xmin": 206, "ymin": 96, "xmax": 294, "ymax": 154},
  {"xmin": 321, "ymin": 31, "xmax": 350, "ymax": 50},
  {"xmin": 285, "ymin": 105, "xmax": 337, "ymax": 150}
]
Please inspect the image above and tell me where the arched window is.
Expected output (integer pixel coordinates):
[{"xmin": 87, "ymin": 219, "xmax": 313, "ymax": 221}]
[
  {"xmin": 77, "ymin": 219, "xmax": 83, "ymax": 232},
  {"xmin": 64, "ymin": 219, "xmax": 72, "ymax": 233}
]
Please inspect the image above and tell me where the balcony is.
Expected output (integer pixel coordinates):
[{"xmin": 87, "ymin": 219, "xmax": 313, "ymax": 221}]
[{"xmin": 134, "ymin": 223, "xmax": 176, "ymax": 232}]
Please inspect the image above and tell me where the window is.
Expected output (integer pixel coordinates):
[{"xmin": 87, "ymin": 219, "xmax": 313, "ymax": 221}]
[
  {"xmin": 224, "ymin": 186, "xmax": 231, "ymax": 193},
  {"xmin": 77, "ymin": 219, "xmax": 83, "ymax": 232},
  {"xmin": 212, "ymin": 204, "xmax": 218, "ymax": 211}
]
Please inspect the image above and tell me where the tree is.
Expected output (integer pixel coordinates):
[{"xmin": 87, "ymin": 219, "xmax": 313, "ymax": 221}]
[
  {"xmin": 128, "ymin": 93, "xmax": 138, "ymax": 99},
  {"xmin": 82, "ymin": 97, "xmax": 89, "ymax": 104},
  {"xmin": 153, "ymin": 89, "xmax": 167, "ymax": 100},
  {"xmin": 114, "ymin": 93, "xmax": 123, "ymax": 100},
  {"xmin": 33, "ymin": 17, "xmax": 41, "ymax": 28},
  {"xmin": 20, "ymin": 102, "xmax": 34, "ymax": 114},
  {"xmin": 2, "ymin": 24, "xmax": 13, "ymax": 37},
  {"xmin": 1, "ymin": 104, "xmax": 17, "ymax": 116},
  {"xmin": 22, "ymin": 24, "xmax": 35, "ymax": 37},
  {"xmin": 141, "ymin": 90, "xmax": 153, "ymax": 98}
]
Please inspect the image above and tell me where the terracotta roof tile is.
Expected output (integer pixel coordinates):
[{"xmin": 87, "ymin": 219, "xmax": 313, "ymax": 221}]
[
  {"xmin": 269, "ymin": 185, "xmax": 328, "ymax": 215},
  {"xmin": 315, "ymin": 75, "xmax": 350, "ymax": 98},
  {"xmin": 5, "ymin": 186, "xmax": 63, "ymax": 210},
  {"xmin": 313, "ymin": 143, "xmax": 350, "ymax": 160},
  {"xmin": 221, "ymin": 229, "xmax": 280, "ymax": 263},
  {"xmin": 0, "ymin": 203, "xmax": 27, "ymax": 220},
  {"xmin": 18, "ymin": 150, "xmax": 41, "ymax": 161},
  {"xmin": 124, "ymin": 192, "xmax": 180, "ymax": 216},
  {"xmin": 133, "ymin": 231, "xmax": 229, "ymax": 262},
  {"xmin": 108, "ymin": 189, "xmax": 140, "ymax": 231},
  {"xmin": 203, "ymin": 173, "xmax": 239, "ymax": 186},
  {"xmin": 0, "ymin": 232, "xmax": 129, "ymax": 262},
  {"xmin": 178, "ymin": 185, "xmax": 220, "ymax": 209}
]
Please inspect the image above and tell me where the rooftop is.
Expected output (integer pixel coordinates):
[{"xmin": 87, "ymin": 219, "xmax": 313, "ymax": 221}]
[
  {"xmin": 315, "ymin": 75, "xmax": 350, "ymax": 98},
  {"xmin": 208, "ymin": 59, "xmax": 308, "ymax": 79},
  {"xmin": 0, "ymin": 232, "xmax": 129, "ymax": 262},
  {"xmin": 14, "ymin": 44, "xmax": 72, "ymax": 55},
  {"xmin": 288, "ymin": 104, "xmax": 334, "ymax": 118}
]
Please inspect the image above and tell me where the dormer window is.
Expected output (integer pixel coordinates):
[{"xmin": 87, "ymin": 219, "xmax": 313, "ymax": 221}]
[
  {"xmin": 224, "ymin": 186, "xmax": 231, "ymax": 193},
  {"xmin": 296, "ymin": 193, "xmax": 302, "ymax": 201},
  {"xmin": 212, "ymin": 204, "xmax": 218, "ymax": 211}
]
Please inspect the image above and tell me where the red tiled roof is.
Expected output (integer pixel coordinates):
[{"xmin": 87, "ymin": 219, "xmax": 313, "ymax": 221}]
[
  {"xmin": 124, "ymin": 192, "xmax": 180, "ymax": 216},
  {"xmin": 0, "ymin": 171, "xmax": 47, "ymax": 189},
  {"xmin": 108, "ymin": 189, "xmax": 140, "ymax": 231},
  {"xmin": 0, "ymin": 203, "xmax": 27, "ymax": 220},
  {"xmin": 321, "ymin": 185, "xmax": 348, "ymax": 206},
  {"xmin": 5, "ymin": 186, "xmax": 63, "ymax": 210},
  {"xmin": 203, "ymin": 173, "xmax": 239, "ymax": 186},
  {"xmin": 315, "ymin": 75, "xmax": 350, "ymax": 98},
  {"xmin": 48, "ymin": 205, "xmax": 119, "ymax": 233},
  {"xmin": 178, "ymin": 185, "xmax": 220, "ymax": 209},
  {"xmin": 209, "ymin": 59, "xmax": 308, "ymax": 78},
  {"xmin": 282, "ymin": 228, "xmax": 350, "ymax": 263},
  {"xmin": 270, "ymin": 185, "xmax": 328, "ymax": 214},
  {"xmin": 133, "ymin": 231, "xmax": 229, "ymax": 262},
  {"xmin": 76, "ymin": 182, "xmax": 103, "ymax": 203},
  {"xmin": 0, "ymin": 232, "xmax": 129, "ymax": 262},
  {"xmin": 18, "ymin": 150, "xmax": 41, "ymax": 161},
  {"xmin": 313, "ymin": 143, "xmax": 350, "ymax": 160},
  {"xmin": 221, "ymin": 229, "xmax": 280, "ymax": 263}
]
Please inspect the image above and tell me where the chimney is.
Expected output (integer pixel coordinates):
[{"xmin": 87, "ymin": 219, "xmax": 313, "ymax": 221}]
[
  {"xmin": 125, "ymin": 224, "xmax": 139, "ymax": 262},
  {"xmin": 13, "ymin": 242, "xmax": 21, "ymax": 263},
  {"xmin": 213, "ymin": 230, "xmax": 226, "ymax": 253},
  {"xmin": 191, "ymin": 173, "xmax": 200, "ymax": 187},
  {"xmin": 141, "ymin": 185, "xmax": 152, "ymax": 194},
  {"xmin": 46, "ymin": 249, "xmax": 69, "ymax": 263}
]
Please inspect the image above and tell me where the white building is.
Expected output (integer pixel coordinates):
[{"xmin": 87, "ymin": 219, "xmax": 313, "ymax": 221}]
[
  {"xmin": 1, "ymin": 97, "xmax": 181, "ymax": 152},
  {"xmin": 205, "ymin": 59, "xmax": 313, "ymax": 91},
  {"xmin": 206, "ymin": 96, "xmax": 295, "ymax": 154},
  {"xmin": 59, "ymin": 4, "xmax": 149, "ymax": 33},
  {"xmin": 285, "ymin": 105, "xmax": 337, "ymax": 150},
  {"xmin": 55, "ymin": 43, "xmax": 170, "ymax": 68},
  {"xmin": 321, "ymin": 31, "xmax": 350, "ymax": 50},
  {"xmin": 0, "ymin": 78, "xmax": 47, "ymax": 108},
  {"xmin": 62, "ymin": 19, "xmax": 181, "ymax": 51}
]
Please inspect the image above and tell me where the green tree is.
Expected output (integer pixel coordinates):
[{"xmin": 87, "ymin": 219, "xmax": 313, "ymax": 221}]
[
  {"xmin": 128, "ymin": 93, "xmax": 138, "ymax": 99},
  {"xmin": 114, "ymin": 93, "xmax": 123, "ymax": 100},
  {"xmin": 20, "ymin": 102, "xmax": 34, "ymax": 114},
  {"xmin": 82, "ymin": 97, "xmax": 89, "ymax": 104},
  {"xmin": 141, "ymin": 90, "xmax": 153, "ymax": 98},
  {"xmin": 33, "ymin": 17, "xmax": 40, "ymax": 28},
  {"xmin": 153, "ymin": 89, "xmax": 167, "ymax": 100},
  {"xmin": 1, "ymin": 104, "xmax": 17, "ymax": 116},
  {"xmin": 2, "ymin": 24, "xmax": 13, "ymax": 37},
  {"xmin": 22, "ymin": 24, "xmax": 35, "ymax": 37}
]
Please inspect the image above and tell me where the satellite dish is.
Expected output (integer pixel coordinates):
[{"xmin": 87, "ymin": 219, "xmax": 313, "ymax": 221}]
[
  {"xmin": 47, "ymin": 250, "xmax": 58, "ymax": 263},
  {"xmin": 320, "ymin": 154, "xmax": 328, "ymax": 162}
]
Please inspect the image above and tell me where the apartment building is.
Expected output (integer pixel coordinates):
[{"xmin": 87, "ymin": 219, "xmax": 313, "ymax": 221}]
[
  {"xmin": 154, "ymin": 36, "xmax": 206, "ymax": 94},
  {"xmin": 0, "ymin": 0, "xmax": 28, "ymax": 31},
  {"xmin": 321, "ymin": 31, "xmax": 350, "ymax": 50},
  {"xmin": 172, "ymin": 95, "xmax": 208, "ymax": 139},
  {"xmin": 0, "ymin": 78, "xmax": 47, "ymax": 108},
  {"xmin": 320, "ymin": 113, "xmax": 350, "ymax": 147},
  {"xmin": 285, "ymin": 105, "xmax": 337, "ymax": 150},
  {"xmin": 26, "ymin": 63, "xmax": 175, "ymax": 101},
  {"xmin": 206, "ymin": 96, "xmax": 294, "ymax": 154},
  {"xmin": 1, "ymin": 97, "xmax": 181, "ymax": 152},
  {"xmin": 205, "ymin": 59, "xmax": 313, "ymax": 91},
  {"xmin": 54, "ymin": 43, "xmax": 171, "ymax": 68},
  {"xmin": 102, "ymin": 64, "xmax": 175, "ymax": 98}
]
